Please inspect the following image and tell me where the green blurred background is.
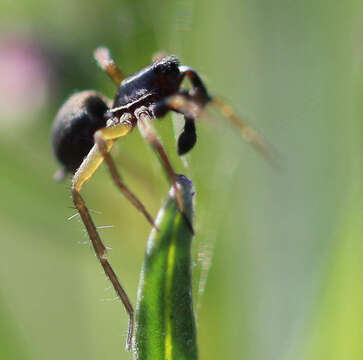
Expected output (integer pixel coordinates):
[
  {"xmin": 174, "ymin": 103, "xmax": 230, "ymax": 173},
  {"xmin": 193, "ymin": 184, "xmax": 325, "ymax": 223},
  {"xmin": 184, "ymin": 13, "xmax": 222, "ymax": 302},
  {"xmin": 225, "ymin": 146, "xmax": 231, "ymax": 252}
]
[{"xmin": 0, "ymin": 0, "xmax": 362, "ymax": 359}]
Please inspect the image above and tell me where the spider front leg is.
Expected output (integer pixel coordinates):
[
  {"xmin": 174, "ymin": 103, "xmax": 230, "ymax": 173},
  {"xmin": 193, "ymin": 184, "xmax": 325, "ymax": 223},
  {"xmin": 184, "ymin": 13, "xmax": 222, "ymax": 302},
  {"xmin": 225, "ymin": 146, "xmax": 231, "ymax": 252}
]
[
  {"xmin": 180, "ymin": 66, "xmax": 280, "ymax": 168},
  {"xmin": 153, "ymin": 93, "xmax": 202, "ymax": 155},
  {"xmin": 94, "ymin": 118, "xmax": 157, "ymax": 228},
  {"xmin": 73, "ymin": 120, "xmax": 155, "ymax": 228},
  {"xmin": 179, "ymin": 65, "xmax": 212, "ymax": 106},
  {"xmin": 72, "ymin": 121, "xmax": 155, "ymax": 351},
  {"xmin": 135, "ymin": 106, "xmax": 194, "ymax": 234},
  {"xmin": 72, "ymin": 187, "xmax": 135, "ymax": 351}
]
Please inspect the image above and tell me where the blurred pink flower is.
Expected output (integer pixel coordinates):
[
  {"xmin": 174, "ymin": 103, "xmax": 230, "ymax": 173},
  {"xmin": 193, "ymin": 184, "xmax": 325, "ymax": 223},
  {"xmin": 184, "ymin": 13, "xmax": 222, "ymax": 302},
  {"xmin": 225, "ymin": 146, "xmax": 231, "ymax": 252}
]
[{"xmin": 0, "ymin": 34, "xmax": 51, "ymax": 125}]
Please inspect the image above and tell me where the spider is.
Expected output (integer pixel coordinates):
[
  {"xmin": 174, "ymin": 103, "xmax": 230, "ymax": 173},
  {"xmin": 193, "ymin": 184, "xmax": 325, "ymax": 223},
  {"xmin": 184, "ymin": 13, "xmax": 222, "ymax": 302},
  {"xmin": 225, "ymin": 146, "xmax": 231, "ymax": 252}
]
[{"xmin": 51, "ymin": 47, "xmax": 275, "ymax": 350}]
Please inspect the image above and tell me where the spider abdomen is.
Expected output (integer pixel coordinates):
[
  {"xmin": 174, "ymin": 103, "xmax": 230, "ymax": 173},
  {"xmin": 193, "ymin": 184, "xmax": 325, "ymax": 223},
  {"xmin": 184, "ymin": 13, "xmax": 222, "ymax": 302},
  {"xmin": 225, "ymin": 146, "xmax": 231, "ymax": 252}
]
[{"xmin": 52, "ymin": 90, "xmax": 110, "ymax": 174}]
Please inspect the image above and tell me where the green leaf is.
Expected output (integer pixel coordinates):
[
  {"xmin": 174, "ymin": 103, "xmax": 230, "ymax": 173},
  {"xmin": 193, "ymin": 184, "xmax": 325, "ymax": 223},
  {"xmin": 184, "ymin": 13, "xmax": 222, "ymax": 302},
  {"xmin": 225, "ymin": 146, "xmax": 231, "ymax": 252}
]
[{"xmin": 133, "ymin": 175, "xmax": 198, "ymax": 360}]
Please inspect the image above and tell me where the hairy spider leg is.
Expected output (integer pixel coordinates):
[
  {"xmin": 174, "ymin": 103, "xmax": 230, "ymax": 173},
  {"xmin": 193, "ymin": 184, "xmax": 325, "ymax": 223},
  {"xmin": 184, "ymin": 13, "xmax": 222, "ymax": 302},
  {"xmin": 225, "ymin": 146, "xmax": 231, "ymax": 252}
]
[
  {"xmin": 94, "ymin": 47, "xmax": 126, "ymax": 85},
  {"xmin": 72, "ymin": 121, "xmax": 155, "ymax": 351},
  {"xmin": 135, "ymin": 106, "xmax": 194, "ymax": 234},
  {"xmin": 72, "ymin": 189, "xmax": 134, "ymax": 351},
  {"xmin": 94, "ymin": 118, "xmax": 157, "ymax": 228},
  {"xmin": 72, "ymin": 120, "xmax": 155, "ymax": 227}
]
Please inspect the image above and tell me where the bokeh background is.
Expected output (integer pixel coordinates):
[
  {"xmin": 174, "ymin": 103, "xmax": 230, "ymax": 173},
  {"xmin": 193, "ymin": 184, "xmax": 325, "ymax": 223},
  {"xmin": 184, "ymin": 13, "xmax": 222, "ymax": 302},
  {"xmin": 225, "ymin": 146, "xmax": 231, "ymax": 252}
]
[{"xmin": 1, "ymin": 0, "xmax": 362, "ymax": 359}]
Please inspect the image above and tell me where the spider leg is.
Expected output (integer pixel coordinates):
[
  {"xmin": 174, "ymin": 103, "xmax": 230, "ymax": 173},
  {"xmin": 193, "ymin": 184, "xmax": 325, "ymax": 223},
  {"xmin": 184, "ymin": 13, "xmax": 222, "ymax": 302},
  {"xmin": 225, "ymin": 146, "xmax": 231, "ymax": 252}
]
[
  {"xmin": 211, "ymin": 97, "xmax": 281, "ymax": 169},
  {"xmin": 180, "ymin": 66, "xmax": 280, "ymax": 168},
  {"xmin": 94, "ymin": 118, "xmax": 157, "ymax": 229},
  {"xmin": 135, "ymin": 106, "xmax": 194, "ymax": 234},
  {"xmin": 73, "ymin": 119, "xmax": 155, "ymax": 227},
  {"xmin": 94, "ymin": 47, "xmax": 125, "ymax": 85},
  {"xmin": 72, "ymin": 120, "xmax": 155, "ymax": 350},
  {"xmin": 153, "ymin": 94, "xmax": 199, "ymax": 156},
  {"xmin": 72, "ymin": 189, "xmax": 134, "ymax": 351},
  {"xmin": 179, "ymin": 65, "xmax": 212, "ymax": 106},
  {"xmin": 153, "ymin": 92, "xmax": 203, "ymax": 118}
]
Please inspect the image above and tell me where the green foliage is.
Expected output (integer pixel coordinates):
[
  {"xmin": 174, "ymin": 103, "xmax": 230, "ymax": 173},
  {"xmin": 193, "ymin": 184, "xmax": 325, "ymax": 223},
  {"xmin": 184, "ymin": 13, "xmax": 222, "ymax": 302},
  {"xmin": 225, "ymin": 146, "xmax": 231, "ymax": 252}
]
[{"xmin": 134, "ymin": 175, "xmax": 197, "ymax": 360}]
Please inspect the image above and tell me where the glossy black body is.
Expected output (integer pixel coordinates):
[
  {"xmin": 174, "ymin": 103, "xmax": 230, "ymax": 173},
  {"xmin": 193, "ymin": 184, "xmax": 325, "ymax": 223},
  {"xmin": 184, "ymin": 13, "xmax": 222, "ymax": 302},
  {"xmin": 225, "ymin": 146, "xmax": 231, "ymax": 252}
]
[
  {"xmin": 113, "ymin": 56, "xmax": 182, "ymax": 112},
  {"xmin": 52, "ymin": 91, "xmax": 110, "ymax": 173},
  {"xmin": 52, "ymin": 55, "xmax": 205, "ymax": 174}
]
